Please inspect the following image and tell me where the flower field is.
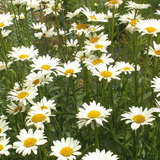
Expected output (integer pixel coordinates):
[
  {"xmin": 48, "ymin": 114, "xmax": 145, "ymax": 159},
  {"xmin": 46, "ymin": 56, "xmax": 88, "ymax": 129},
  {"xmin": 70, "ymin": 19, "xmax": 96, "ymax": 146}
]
[{"xmin": 0, "ymin": 0, "xmax": 160, "ymax": 159}]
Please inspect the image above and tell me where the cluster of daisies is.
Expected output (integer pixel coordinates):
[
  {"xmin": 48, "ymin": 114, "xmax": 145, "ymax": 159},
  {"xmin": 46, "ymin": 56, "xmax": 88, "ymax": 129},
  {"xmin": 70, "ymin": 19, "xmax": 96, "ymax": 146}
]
[{"xmin": 0, "ymin": 0, "xmax": 160, "ymax": 159}]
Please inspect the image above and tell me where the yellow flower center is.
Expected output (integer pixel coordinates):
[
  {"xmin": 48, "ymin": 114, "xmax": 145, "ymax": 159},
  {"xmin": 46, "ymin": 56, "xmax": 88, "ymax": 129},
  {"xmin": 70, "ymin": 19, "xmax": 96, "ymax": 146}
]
[
  {"xmin": 92, "ymin": 59, "xmax": 104, "ymax": 65},
  {"xmin": 40, "ymin": 106, "xmax": 48, "ymax": 110},
  {"xmin": 14, "ymin": 106, "xmax": 22, "ymax": 112},
  {"xmin": 90, "ymin": 37, "xmax": 99, "ymax": 43},
  {"xmin": 0, "ymin": 23, "xmax": 4, "ymax": 27},
  {"xmin": 0, "ymin": 65, "xmax": 6, "ymax": 68},
  {"xmin": 31, "ymin": 114, "xmax": 46, "ymax": 123},
  {"xmin": 17, "ymin": 92, "xmax": 29, "ymax": 99},
  {"xmin": 95, "ymin": 44, "xmax": 103, "ymax": 49},
  {"xmin": 18, "ymin": 54, "xmax": 29, "ymax": 59},
  {"xmin": 130, "ymin": 19, "xmax": 140, "ymax": 26},
  {"xmin": 42, "ymin": 33, "xmax": 46, "ymax": 37},
  {"xmin": 109, "ymin": 0, "xmax": 118, "ymax": 4},
  {"xmin": 145, "ymin": 27, "xmax": 157, "ymax": 33},
  {"xmin": 93, "ymin": 28, "xmax": 97, "ymax": 31},
  {"xmin": 80, "ymin": 55, "xmax": 88, "ymax": 60},
  {"xmin": 0, "ymin": 144, "xmax": 3, "ymax": 151},
  {"xmin": 23, "ymin": 138, "xmax": 37, "ymax": 148},
  {"xmin": 132, "ymin": 115, "xmax": 145, "ymax": 123},
  {"xmin": 154, "ymin": 50, "xmax": 160, "ymax": 55},
  {"xmin": 60, "ymin": 147, "xmax": 73, "ymax": 157},
  {"xmin": 32, "ymin": 79, "xmax": 40, "ymax": 85},
  {"xmin": 41, "ymin": 64, "xmax": 50, "ymax": 70},
  {"xmin": 123, "ymin": 67, "xmax": 131, "ymax": 71},
  {"xmin": 100, "ymin": 71, "xmax": 112, "ymax": 78},
  {"xmin": 76, "ymin": 24, "xmax": 88, "ymax": 30},
  {"xmin": 64, "ymin": 69, "xmax": 74, "ymax": 75},
  {"xmin": 87, "ymin": 110, "xmax": 101, "ymax": 118},
  {"xmin": 90, "ymin": 16, "xmax": 97, "ymax": 20},
  {"xmin": 0, "ymin": 128, "xmax": 1, "ymax": 133}
]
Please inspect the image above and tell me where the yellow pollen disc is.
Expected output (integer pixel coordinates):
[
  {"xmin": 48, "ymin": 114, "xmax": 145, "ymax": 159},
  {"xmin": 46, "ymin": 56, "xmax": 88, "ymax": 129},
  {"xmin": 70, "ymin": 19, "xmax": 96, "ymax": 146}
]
[
  {"xmin": 0, "ymin": 144, "xmax": 4, "ymax": 151},
  {"xmin": 17, "ymin": 92, "xmax": 29, "ymax": 99},
  {"xmin": 76, "ymin": 24, "xmax": 88, "ymax": 30},
  {"xmin": 88, "ymin": 110, "xmax": 101, "ymax": 118},
  {"xmin": 42, "ymin": 33, "xmax": 46, "ymax": 37},
  {"xmin": 132, "ymin": 115, "xmax": 145, "ymax": 123},
  {"xmin": 95, "ymin": 44, "xmax": 103, "ymax": 49},
  {"xmin": 40, "ymin": 106, "xmax": 48, "ymax": 110},
  {"xmin": 0, "ymin": 128, "xmax": 2, "ymax": 133},
  {"xmin": 109, "ymin": 0, "xmax": 118, "ymax": 4},
  {"xmin": 90, "ymin": 37, "xmax": 99, "ymax": 43},
  {"xmin": 80, "ymin": 56, "xmax": 88, "ymax": 60},
  {"xmin": 35, "ymin": 28, "xmax": 40, "ymax": 30},
  {"xmin": 31, "ymin": 114, "xmax": 46, "ymax": 123},
  {"xmin": 90, "ymin": 16, "xmax": 97, "ymax": 20},
  {"xmin": 64, "ymin": 69, "xmax": 74, "ymax": 75},
  {"xmin": 100, "ymin": 71, "xmax": 112, "ymax": 78},
  {"xmin": 145, "ymin": 27, "xmax": 157, "ymax": 33},
  {"xmin": 23, "ymin": 138, "xmax": 37, "ymax": 148},
  {"xmin": 0, "ymin": 23, "xmax": 4, "ymax": 27},
  {"xmin": 130, "ymin": 19, "xmax": 140, "ymax": 26},
  {"xmin": 18, "ymin": 54, "xmax": 29, "ymax": 59},
  {"xmin": 41, "ymin": 64, "xmax": 50, "ymax": 70},
  {"xmin": 0, "ymin": 65, "xmax": 6, "ymax": 68},
  {"xmin": 123, "ymin": 67, "xmax": 131, "ymax": 71},
  {"xmin": 92, "ymin": 59, "xmax": 104, "ymax": 65},
  {"xmin": 33, "ymin": 79, "xmax": 40, "ymax": 85},
  {"xmin": 93, "ymin": 28, "xmax": 97, "ymax": 31},
  {"xmin": 154, "ymin": 50, "xmax": 160, "ymax": 55},
  {"xmin": 60, "ymin": 147, "xmax": 73, "ymax": 157},
  {"xmin": 14, "ymin": 106, "xmax": 22, "ymax": 112}
]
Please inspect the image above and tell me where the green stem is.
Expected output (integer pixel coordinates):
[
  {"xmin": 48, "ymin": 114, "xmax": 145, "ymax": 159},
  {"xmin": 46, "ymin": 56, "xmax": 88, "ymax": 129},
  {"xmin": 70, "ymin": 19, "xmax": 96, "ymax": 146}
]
[
  {"xmin": 94, "ymin": 121, "xmax": 99, "ymax": 149},
  {"xmin": 100, "ymin": 79, "xmax": 106, "ymax": 107}
]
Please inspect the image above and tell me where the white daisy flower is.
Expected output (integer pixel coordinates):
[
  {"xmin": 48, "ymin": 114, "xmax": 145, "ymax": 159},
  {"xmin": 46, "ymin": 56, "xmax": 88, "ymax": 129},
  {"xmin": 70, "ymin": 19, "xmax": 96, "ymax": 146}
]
[
  {"xmin": 136, "ymin": 19, "xmax": 160, "ymax": 36},
  {"xmin": 16, "ymin": 13, "xmax": 25, "ymax": 20},
  {"xmin": 151, "ymin": 77, "xmax": 160, "ymax": 97},
  {"xmin": 31, "ymin": 54, "xmax": 60, "ymax": 75},
  {"xmin": 25, "ymin": 109, "xmax": 52, "ymax": 130},
  {"xmin": 0, "ymin": 61, "xmax": 12, "ymax": 71},
  {"xmin": 34, "ymin": 26, "xmax": 56, "ymax": 39},
  {"xmin": 115, "ymin": 61, "xmax": 140, "ymax": 74},
  {"xmin": 82, "ymin": 149, "xmax": 118, "ymax": 160},
  {"xmin": 66, "ymin": 8, "xmax": 83, "ymax": 20},
  {"xmin": 57, "ymin": 60, "xmax": 82, "ymax": 78},
  {"xmin": 43, "ymin": 1, "xmax": 62, "ymax": 16},
  {"xmin": 13, "ymin": 128, "xmax": 47, "ymax": 156},
  {"xmin": 26, "ymin": 0, "xmax": 40, "ymax": 10},
  {"xmin": 0, "ymin": 119, "xmax": 11, "ymax": 137},
  {"xmin": 146, "ymin": 41, "xmax": 160, "ymax": 57},
  {"xmin": 30, "ymin": 96, "xmax": 56, "ymax": 113},
  {"xmin": 125, "ymin": 1, "xmax": 151, "ymax": 10},
  {"xmin": 91, "ymin": 64, "xmax": 121, "ymax": 82},
  {"xmin": 155, "ymin": 9, "xmax": 160, "ymax": 16},
  {"xmin": 84, "ymin": 39, "xmax": 111, "ymax": 53},
  {"xmin": 1, "ymin": 29, "xmax": 12, "ymax": 37},
  {"xmin": 24, "ymin": 71, "xmax": 52, "ymax": 88},
  {"xmin": 0, "ymin": 12, "xmax": 13, "ymax": 29},
  {"xmin": 152, "ymin": 99, "xmax": 160, "ymax": 117},
  {"xmin": 66, "ymin": 39, "xmax": 78, "ymax": 47},
  {"xmin": 30, "ymin": 22, "xmax": 45, "ymax": 31},
  {"xmin": 8, "ymin": 45, "xmax": 39, "ymax": 61},
  {"xmin": 81, "ymin": 6, "xmax": 108, "ymax": 22},
  {"xmin": 7, "ymin": 87, "xmax": 38, "ymax": 105},
  {"xmin": 75, "ymin": 51, "xmax": 91, "ymax": 62},
  {"xmin": 76, "ymin": 101, "xmax": 112, "ymax": 129},
  {"xmin": 121, "ymin": 106, "xmax": 155, "ymax": 130},
  {"xmin": 84, "ymin": 54, "xmax": 114, "ymax": 70},
  {"xmin": 0, "ymin": 137, "xmax": 12, "ymax": 156},
  {"xmin": 70, "ymin": 23, "xmax": 90, "ymax": 36},
  {"xmin": 12, "ymin": 0, "xmax": 27, "ymax": 5},
  {"xmin": 87, "ymin": 25, "xmax": 104, "ymax": 33},
  {"xmin": 105, "ymin": 0, "xmax": 123, "ymax": 9},
  {"xmin": 50, "ymin": 137, "xmax": 81, "ymax": 160},
  {"xmin": 6, "ymin": 101, "xmax": 26, "ymax": 115}
]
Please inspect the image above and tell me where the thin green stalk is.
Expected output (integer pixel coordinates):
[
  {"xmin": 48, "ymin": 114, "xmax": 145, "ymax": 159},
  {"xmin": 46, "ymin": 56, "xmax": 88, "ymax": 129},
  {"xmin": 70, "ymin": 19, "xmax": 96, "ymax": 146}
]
[
  {"xmin": 38, "ymin": 147, "xmax": 43, "ymax": 160},
  {"xmin": 94, "ymin": 121, "xmax": 99, "ymax": 149},
  {"xmin": 132, "ymin": 130, "xmax": 138, "ymax": 160},
  {"xmin": 100, "ymin": 79, "xmax": 106, "ymax": 107},
  {"xmin": 141, "ymin": 35, "xmax": 152, "ymax": 105}
]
